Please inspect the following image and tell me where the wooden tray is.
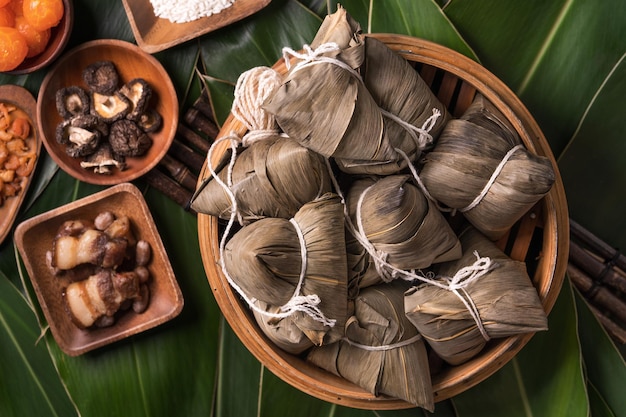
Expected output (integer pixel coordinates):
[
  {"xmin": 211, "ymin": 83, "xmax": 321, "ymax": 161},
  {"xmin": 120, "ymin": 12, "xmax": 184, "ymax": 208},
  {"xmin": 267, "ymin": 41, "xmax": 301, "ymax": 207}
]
[
  {"xmin": 122, "ymin": 0, "xmax": 272, "ymax": 53},
  {"xmin": 15, "ymin": 183, "xmax": 184, "ymax": 356},
  {"xmin": 0, "ymin": 85, "xmax": 41, "ymax": 245},
  {"xmin": 197, "ymin": 34, "xmax": 570, "ymax": 409}
]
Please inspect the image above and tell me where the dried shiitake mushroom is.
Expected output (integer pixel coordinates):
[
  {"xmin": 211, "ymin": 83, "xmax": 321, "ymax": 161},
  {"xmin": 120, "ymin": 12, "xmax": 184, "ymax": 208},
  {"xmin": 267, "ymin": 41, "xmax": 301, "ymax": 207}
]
[
  {"xmin": 90, "ymin": 91, "xmax": 131, "ymax": 123},
  {"xmin": 80, "ymin": 142, "xmax": 126, "ymax": 174},
  {"xmin": 55, "ymin": 115, "xmax": 108, "ymax": 158},
  {"xmin": 119, "ymin": 78, "xmax": 152, "ymax": 121},
  {"xmin": 54, "ymin": 60, "xmax": 164, "ymax": 174},
  {"xmin": 55, "ymin": 86, "xmax": 90, "ymax": 119},
  {"xmin": 135, "ymin": 108, "xmax": 162, "ymax": 133},
  {"xmin": 82, "ymin": 61, "xmax": 120, "ymax": 95},
  {"xmin": 109, "ymin": 119, "xmax": 152, "ymax": 157}
]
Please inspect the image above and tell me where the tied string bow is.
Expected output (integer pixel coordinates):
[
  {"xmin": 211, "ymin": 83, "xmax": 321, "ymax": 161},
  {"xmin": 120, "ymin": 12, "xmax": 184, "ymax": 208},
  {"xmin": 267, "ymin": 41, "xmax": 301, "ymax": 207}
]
[
  {"xmin": 325, "ymin": 176, "xmax": 494, "ymax": 341},
  {"xmin": 441, "ymin": 252, "xmax": 494, "ymax": 341}
]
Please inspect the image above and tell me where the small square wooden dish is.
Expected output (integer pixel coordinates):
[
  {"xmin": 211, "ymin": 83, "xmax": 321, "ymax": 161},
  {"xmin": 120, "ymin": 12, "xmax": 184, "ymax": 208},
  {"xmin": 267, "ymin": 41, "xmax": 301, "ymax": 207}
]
[
  {"xmin": 121, "ymin": 0, "xmax": 271, "ymax": 53},
  {"xmin": 14, "ymin": 183, "xmax": 183, "ymax": 356}
]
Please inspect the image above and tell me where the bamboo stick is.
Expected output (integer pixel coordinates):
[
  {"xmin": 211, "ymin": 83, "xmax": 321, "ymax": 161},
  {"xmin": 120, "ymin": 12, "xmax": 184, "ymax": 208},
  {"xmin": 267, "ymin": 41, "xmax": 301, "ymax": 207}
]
[
  {"xmin": 570, "ymin": 219, "xmax": 626, "ymax": 272},
  {"xmin": 569, "ymin": 241, "xmax": 626, "ymax": 294},
  {"xmin": 185, "ymin": 108, "xmax": 219, "ymax": 139},
  {"xmin": 158, "ymin": 154, "xmax": 198, "ymax": 192},
  {"xmin": 568, "ymin": 263, "xmax": 626, "ymax": 324},
  {"xmin": 145, "ymin": 168, "xmax": 194, "ymax": 211},
  {"xmin": 192, "ymin": 94, "xmax": 216, "ymax": 122},
  {"xmin": 168, "ymin": 139, "xmax": 205, "ymax": 175},
  {"xmin": 177, "ymin": 123, "xmax": 211, "ymax": 154}
]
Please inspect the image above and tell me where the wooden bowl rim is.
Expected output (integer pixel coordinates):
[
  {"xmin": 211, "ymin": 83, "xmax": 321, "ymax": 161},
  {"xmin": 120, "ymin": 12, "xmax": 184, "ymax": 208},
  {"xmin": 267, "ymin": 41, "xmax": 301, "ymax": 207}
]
[
  {"xmin": 36, "ymin": 38, "xmax": 179, "ymax": 185},
  {"xmin": 197, "ymin": 34, "xmax": 570, "ymax": 409},
  {"xmin": 5, "ymin": 0, "xmax": 74, "ymax": 75}
]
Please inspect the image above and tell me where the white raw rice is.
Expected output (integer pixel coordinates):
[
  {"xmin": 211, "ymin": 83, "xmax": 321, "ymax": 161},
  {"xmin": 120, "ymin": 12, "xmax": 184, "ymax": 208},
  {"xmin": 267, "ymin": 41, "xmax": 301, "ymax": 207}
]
[{"xmin": 150, "ymin": 0, "xmax": 236, "ymax": 23}]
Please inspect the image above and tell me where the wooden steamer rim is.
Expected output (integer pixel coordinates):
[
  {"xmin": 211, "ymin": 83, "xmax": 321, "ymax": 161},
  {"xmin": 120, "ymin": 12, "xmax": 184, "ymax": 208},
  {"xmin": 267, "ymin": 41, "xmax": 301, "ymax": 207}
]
[{"xmin": 197, "ymin": 34, "xmax": 570, "ymax": 409}]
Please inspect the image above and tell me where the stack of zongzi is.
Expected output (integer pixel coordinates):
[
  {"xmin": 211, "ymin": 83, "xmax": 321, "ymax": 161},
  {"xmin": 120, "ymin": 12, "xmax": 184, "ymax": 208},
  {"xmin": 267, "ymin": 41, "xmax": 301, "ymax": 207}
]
[{"xmin": 190, "ymin": 4, "xmax": 557, "ymax": 410}]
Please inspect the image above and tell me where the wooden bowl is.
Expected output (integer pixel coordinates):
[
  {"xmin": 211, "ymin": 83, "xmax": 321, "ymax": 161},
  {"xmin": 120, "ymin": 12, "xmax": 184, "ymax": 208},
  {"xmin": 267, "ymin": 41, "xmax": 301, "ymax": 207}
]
[
  {"xmin": 197, "ymin": 34, "xmax": 570, "ymax": 409},
  {"xmin": 6, "ymin": 0, "xmax": 74, "ymax": 75},
  {"xmin": 14, "ymin": 183, "xmax": 184, "ymax": 356},
  {"xmin": 0, "ymin": 85, "xmax": 41, "ymax": 245},
  {"xmin": 37, "ymin": 39, "xmax": 178, "ymax": 185},
  {"xmin": 121, "ymin": 0, "xmax": 271, "ymax": 53}
]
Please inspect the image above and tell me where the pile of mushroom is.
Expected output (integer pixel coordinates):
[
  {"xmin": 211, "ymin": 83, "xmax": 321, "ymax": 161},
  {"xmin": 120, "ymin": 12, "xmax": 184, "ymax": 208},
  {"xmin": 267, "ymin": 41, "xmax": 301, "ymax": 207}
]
[{"xmin": 55, "ymin": 60, "xmax": 162, "ymax": 174}]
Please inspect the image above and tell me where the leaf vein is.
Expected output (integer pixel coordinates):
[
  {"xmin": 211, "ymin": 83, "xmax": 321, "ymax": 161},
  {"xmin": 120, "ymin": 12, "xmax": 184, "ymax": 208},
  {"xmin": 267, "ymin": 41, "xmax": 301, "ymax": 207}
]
[
  {"xmin": 0, "ymin": 309, "xmax": 59, "ymax": 417},
  {"xmin": 513, "ymin": 357, "xmax": 534, "ymax": 417},
  {"xmin": 518, "ymin": 0, "xmax": 575, "ymax": 95},
  {"xmin": 557, "ymin": 51, "xmax": 626, "ymax": 162}
]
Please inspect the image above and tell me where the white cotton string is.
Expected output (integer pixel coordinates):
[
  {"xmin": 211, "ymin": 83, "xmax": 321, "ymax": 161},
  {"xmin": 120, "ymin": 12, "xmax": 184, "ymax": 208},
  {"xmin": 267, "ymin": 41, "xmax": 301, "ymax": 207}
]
[
  {"xmin": 395, "ymin": 147, "xmax": 453, "ymax": 213},
  {"xmin": 350, "ymin": 182, "xmax": 448, "ymax": 288},
  {"xmin": 230, "ymin": 66, "xmax": 285, "ymax": 147},
  {"xmin": 206, "ymin": 134, "xmax": 244, "ymax": 225},
  {"xmin": 342, "ymin": 333, "xmax": 423, "ymax": 351},
  {"xmin": 442, "ymin": 251, "xmax": 494, "ymax": 340},
  {"xmin": 344, "ymin": 171, "xmax": 493, "ymax": 338},
  {"xmin": 277, "ymin": 218, "xmax": 337, "ymax": 327},
  {"xmin": 282, "ymin": 43, "xmax": 358, "ymax": 76},
  {"xmin": 381, "ymin": 107, "xmax": 442, "ymax": 152},
  {"xmin": 206, "ymin": 133, "xmax": 334, "ymax": 327},
  {"xmin": 459, "ymin": 144, "xmax": 524, "ymax": 213}
]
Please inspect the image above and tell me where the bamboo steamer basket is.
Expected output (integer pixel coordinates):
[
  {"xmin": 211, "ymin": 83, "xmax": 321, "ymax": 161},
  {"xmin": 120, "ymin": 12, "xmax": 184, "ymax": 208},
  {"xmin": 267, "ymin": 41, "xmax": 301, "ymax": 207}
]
[{"xmin": 197, "ymin": 34, "xmax": 569, "ymax": 409}]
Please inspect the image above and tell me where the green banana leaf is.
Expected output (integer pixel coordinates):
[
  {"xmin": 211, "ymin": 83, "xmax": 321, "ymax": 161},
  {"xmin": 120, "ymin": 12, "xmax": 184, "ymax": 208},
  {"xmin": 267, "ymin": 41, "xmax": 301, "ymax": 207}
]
[{"xmin": 0, "ymin": 0, "xmax": 624, "ymax": 416}]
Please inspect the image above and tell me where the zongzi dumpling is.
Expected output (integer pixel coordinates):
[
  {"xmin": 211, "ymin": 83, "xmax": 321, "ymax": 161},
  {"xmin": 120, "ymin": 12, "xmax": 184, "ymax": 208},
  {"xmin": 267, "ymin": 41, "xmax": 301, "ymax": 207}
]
[
  {"xmin": 190, "ymin": 136, "xmax": 332, "ymax": 224},
  {"xmin": 345, "ymin": 175, "xmax": 461, "ymax": 286},
  {"xmin": 420, "ymin": 94, "xmax": 555, "ymax": 239},
  {"xmin": 404, "ymin": 227, "xmax": 548, "ymax": 365},
  {"xmin": 223, "ymin": 193, "xmax": 349, "ymax": 347},
  {"xmin": 308, "ymin": 280, "xmax": 434, "ymax": 410}
]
